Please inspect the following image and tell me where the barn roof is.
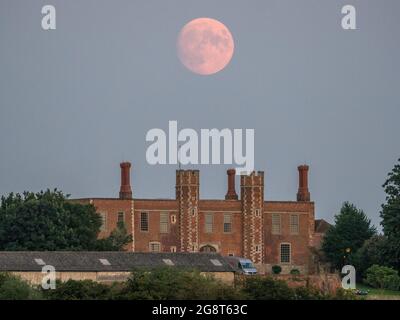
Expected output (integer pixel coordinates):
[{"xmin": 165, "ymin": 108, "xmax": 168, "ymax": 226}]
[{"xmin": 0, "ymin": 252, "xmax": 234, "ymax": 273}]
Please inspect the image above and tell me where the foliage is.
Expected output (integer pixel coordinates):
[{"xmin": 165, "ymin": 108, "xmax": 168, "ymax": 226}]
[
  {"xmin": 95, "ymin": 221, "xmax": 132, "ymax": 251},
  {"xmin": 0, "ymin": 273, "xmax": 42, "ymax": 300},
  {"xmin": 120, "ymin": 267, "xmax": 244, "ymax": 300},
  {"xmin": 0, "ymin": 190, "xmax": 130, "ymax": 251},
  {"xmin": 290, "ymin": 269, "xmax": 300, "ymax": 275},
  {"xmin": 41, "ymin": 279, "xmax": 116, "ymax": 300},
  {"xmin": 0, "ymin": 269, "xmax": 361, "ymax": 300},
  {"xmin": 271, "ymin": 265, "xmax": 282, "ymax": 275},
  {"xmin": 351, "ymin": 235, "xmax": 391, "ymax": 279},
  {"xmin": 321, "ymin": 202, "xmax": 376, "ymax": 270},
  {"xmin": 241, "ymin": 276, "xmax": 295, "ymax": 300},
  {"xmin": 380, "ymin": 158, "xmax": 400, "ymax": 270},
  {"xmin": 364, "ymin": 265, "xmax": 400, "ymax": 290}
]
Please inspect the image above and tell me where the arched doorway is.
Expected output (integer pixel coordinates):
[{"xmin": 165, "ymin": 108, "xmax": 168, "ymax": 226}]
[{"xmin": 199, "ymin": 245, "xmax": 217, "ymax": 253}]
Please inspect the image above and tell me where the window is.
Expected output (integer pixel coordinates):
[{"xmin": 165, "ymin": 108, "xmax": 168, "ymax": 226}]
[
  {"xmin": 140, "ymin": 212, "xmax": 149, "ymax": 232},
  {"xmin": 99, "ymin": 259, "xmax": 111, "ymax": 266},
  {"xmin": 255, "ymin": 209, "xmax": 261, "ymax": 217},
  {"xmin": 290, "ymin": 214, "xmax": 299, "ymax": 234},
  {"xmin": 170, "ymin": 246, "xmax": 177, "ymax": 253},
  {"xmin": 255, "ymin": 245, "xmax": 261, "ymax": 253},
  {"xmin": 280, "ymin": 243, "xmax": 291, "ymax": 263},
  {"xmin": 149, "ymin": 242, "xmax": 161, "ymax": 252},
  {"xmin": 200, "ymin": 245, "xmax": 216, "ymax": 253},
  {"xmin": 117, "ymin": 212, "xmax": 125, "ymax": 224},
  {"xmin": 228, "ymin": 253, "xmax": 234, "ymax": 257},
  {"xmin": 171, "ymin": 214, "xmax": 177, "ymax": 224},
  {"xmin": 205, "ymin": 213, "xmax": 213, "ymax": 233},
  {"xmin": 163, "ymin": 259, "xmax": 174, "ymax": 266},
  {"xmin": 223, "ymin": 214, "xmax": 232, "ymax": 233},
  {"xmin": 271, "ymin": 214, "xmax": 281, "ymax": 235},
  {"xmin": 34, "ymin": 258, "xmax": 45, "ymax": 266},
  {"xmin": 100, "ymin": 212, "xmax": 107, "ymax": 231},
  {"xmin": 210, "ymin": 259, "xmax": 223, "ymax": 266},
  {"xmin": 191, "ymin": 208, "xmax": 197, "ymax": 217},
  {"xmin": 160, "ymin": 212, "xmax": 169, "ymax": 233}
]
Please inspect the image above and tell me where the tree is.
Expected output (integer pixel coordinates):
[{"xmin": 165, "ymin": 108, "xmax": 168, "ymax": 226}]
[
  {"xmin": 42, "ymin": 279, "xmax": 114, "ymax": 300},
  {"xmin": 364, "ymin": 265, "xmax": 400, "ymax": 290},
  {"xmin": 0, "ymin": 273, "xmax": 42, "ymax": 300},
  {"xmin": 120, "ymin": 267, "xmax": 244, "ymax": 300},
  {"xmin": 351, "ymin": 235, "xmax": 391, "ymax": 279},
  {"xmin": 321, "ymin": 202, "xmax": 376, "ymax": 270},
  {"xmin": 380, "ymin": 158, "xmax": 400, "ymax": 270},
  {"xmin": 95, "ymin": 221, "xmax": 132, "ymax": 251},
  {"xmin": 0, "ymin": 190, "xmax": 130, "ymax": 251}
]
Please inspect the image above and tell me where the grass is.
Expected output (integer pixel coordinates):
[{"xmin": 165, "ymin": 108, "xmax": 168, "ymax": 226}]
[{"xmin": 357, "ymin": 283, "xmax": 400, "ymax": 300}]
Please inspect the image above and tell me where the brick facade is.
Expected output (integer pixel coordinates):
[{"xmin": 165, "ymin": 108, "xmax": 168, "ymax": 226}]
[{"xmin": 74, "ymin": 163, "xmax": 324, "ymax": 274}]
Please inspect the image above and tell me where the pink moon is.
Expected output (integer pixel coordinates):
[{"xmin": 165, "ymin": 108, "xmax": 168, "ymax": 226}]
[{"xmin": 177, "ymin": 18, "xmax": 235, "ymax": 75}]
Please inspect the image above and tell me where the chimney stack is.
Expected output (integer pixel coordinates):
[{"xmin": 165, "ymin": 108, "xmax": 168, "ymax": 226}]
[
  {"xmin": 119, "ymin": 162, "xmax": 132, "ymax": 199},
  {"xmin": 297, "ymin": 165, "xmax": 310, "ymax": 202},
  {"xmin": 225, "ymin": 169, "xmax": 238, "ymax": 200}
]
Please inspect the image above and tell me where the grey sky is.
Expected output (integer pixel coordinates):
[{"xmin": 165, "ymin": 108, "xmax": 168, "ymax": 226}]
[{"xmin": 1, "ymin": 0, "xmax": 399, "ymax": 229}]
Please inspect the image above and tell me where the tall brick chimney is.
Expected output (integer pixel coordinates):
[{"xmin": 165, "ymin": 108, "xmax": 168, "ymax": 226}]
[
  {"xmin": 119, "ymin": 162, "xmax": 132, "ymax": 199},
  {"xmin": 297, "ymin": 165, "xmax": 310, "ymax": 202},
  {"xmin": 225, "ymin": 169, "xmax": 238, "ymax": 200}
]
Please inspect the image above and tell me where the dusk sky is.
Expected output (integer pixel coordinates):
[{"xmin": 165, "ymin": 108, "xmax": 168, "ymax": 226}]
[{"xmin": 1, "ymin": 0, "xmax": 399, "ymax": 229}]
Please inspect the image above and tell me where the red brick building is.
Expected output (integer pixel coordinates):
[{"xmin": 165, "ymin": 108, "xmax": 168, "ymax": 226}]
[{"xmin": 75, "ymin": 163, "xmax": 327, "ymax": 274}]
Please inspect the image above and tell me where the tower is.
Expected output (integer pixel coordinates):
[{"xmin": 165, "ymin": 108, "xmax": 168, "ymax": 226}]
[
  {"xmin": 241, "ymin": 171, "xmax": 264, "ymax": 264},
  {"xmin": 176, "ymin": 170, "xmax": 199, "ymax": 252}
]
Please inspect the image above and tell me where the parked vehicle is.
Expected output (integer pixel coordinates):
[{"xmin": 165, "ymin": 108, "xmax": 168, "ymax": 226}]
[{"xmin": 225, "ymin": 256, "xmax": 258, "ymax": 275}]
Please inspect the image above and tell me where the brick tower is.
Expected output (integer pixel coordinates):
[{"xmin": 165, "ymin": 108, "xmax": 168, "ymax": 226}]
[
  {"xmin": 176, "ymin": 170, "xmax": 199, "ymax": 252},
  {"xmin": 240, "ymin": 171, "xmax": 264, "ymax": 264}
]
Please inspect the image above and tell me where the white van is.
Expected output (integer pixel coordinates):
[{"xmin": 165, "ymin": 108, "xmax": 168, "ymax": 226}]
[{"xmin": 225, "ymin": 256, "xmax": 258, "ymax": 275}]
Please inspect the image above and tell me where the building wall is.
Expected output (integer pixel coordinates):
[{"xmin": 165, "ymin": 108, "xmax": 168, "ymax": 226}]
[
  {"xmin": 73, "ymin": 165, "xmax": 319, "ymax": 274},
  {"xmin": 12, "ymin": 271, "xmax": 235, "ymax": 285}
]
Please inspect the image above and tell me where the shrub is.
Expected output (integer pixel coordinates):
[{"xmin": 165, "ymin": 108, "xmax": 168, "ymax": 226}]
[
  {"xmin": 120, "ymin": 267, "xmax": 244, "ymax": 300},
  {"xmin": 241, "ymin": 276, "xmax": 295, "ymax": 300},
  {"xmin": 382, "ymin": 274, "xmax": 400, "ymax": 291},
  {"xmin": 330, "ymin": 288, "xmax": 358, "ymax": 300},
  {"xmin": 364, "ymin": 265, "xmax": 400, "ymax": 290},
  {"xmin": 293, "ymin": 286, "xmax": 325, "ymax": 300},
  {"xmin": 290, "ymin": 269, "xmax": 300, "ymax": 275},
  {"xmin": 272, "ymin": 265, "xmax": 282, "ymax": 275},
  {"xmin": 42, "ymin": 279, "xmax": 113, "ymax": 300},
  {"xmin": 0, "ymin": 273, "xmax": 42, "ymax": 300}
]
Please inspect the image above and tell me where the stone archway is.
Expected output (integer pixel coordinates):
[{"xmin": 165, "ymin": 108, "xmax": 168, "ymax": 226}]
[{"xmin": 199, "ymin": 245, "xmax": 217, "ymax": 253}]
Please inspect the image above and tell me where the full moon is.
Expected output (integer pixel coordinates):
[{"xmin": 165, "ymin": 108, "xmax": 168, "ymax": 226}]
[{"xmin": 177, "ymin": 18, "xmax": 235, "ymax": 75}]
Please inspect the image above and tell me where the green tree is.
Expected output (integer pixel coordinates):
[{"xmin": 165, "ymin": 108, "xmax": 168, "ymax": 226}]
[
  {"xmin": 95, "ymin": 221, "xmax": 132, "ymax": 251},
  {"xmin": 351, "ymin": 235, "xmax": 392, "ymax": 279},
  {"xmin": 0, "ymin": 190, "xmax": 130, "ymax": 251},
  {"xmin": 241, "ymin": 276, "xmax": 295, "ymax": 300},
  {"xmin": 380, "ymin": 158, "xmax": 400, "ymax": 270},
  {"xmin": 322, "ymin": 202, "xmax": 376, "ymax": 270},
  {"xmin": 42, "ymin": 279, "xmax": 115, "ymax": 300},
  {"xmin": 0, "ymin": 273, "xmax": 42, "ymax": 300},
  {"xmin": 120, "ymin": 267, "xmax": 244, "ymax": 300},
  {"xmin": 364, "ymin": 265, "xmax": 400, "ymax": 290}
]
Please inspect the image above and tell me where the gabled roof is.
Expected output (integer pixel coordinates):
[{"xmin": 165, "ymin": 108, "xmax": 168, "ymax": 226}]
[
  {"xmin": 315, "ymin": 219, "xmax": 332, "ymax": 233},
  {"xmin": 0, "ymin": 252, "xmax": 234, "ymax": 273}
]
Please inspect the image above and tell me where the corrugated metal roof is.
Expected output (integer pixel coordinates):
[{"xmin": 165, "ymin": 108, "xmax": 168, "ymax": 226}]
[{"xmin": 0, "ymin": 252, "xmax": 234, "ymax": 272}]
